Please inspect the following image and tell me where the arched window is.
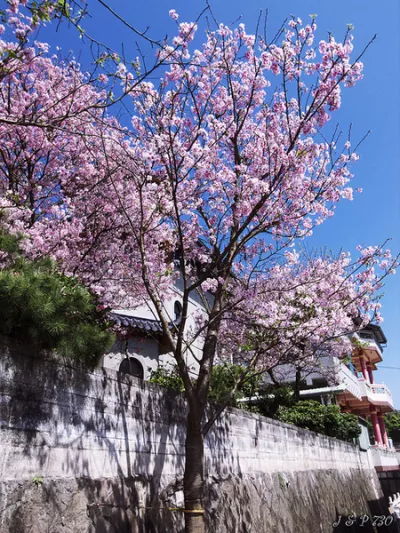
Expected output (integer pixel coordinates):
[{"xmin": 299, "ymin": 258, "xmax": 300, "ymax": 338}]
[
  {"xmin": 118, "ymin": 357, "xmax": 144, "ymax": 379},
  {"xmin": 174, "ymin": 301, "xmax": 182, "ymax": 322}
]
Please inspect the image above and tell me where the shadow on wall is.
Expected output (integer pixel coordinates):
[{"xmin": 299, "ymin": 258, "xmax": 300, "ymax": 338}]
[
  {"xmin": 1, "ymin": 336, "xmax": 397, "ymax": 533},
  {"xmin": 0, "ymin": 336, "xmax": 183, "ymax": 531},
  {"xmin": 0, "ymin": 336, "xmax": 233, "ymax": 532},
  {"xmin": 204, "ymin": 471, "xmax": 399, "ymax": 533},
  {"xmin": 0, "ymin": 336, "xmax": 92, "ymax": 463}
]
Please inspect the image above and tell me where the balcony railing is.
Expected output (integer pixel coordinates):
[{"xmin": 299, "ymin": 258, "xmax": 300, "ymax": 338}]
[
  {"xmin": 339, "ymin": 364, "xmax": 363, "ymax": 400},
  {"xmin": 358, "ymin": 379, "xmax": 394, "ymax": 410},
  {"xmin": 372, "ymin": 384, "xmax": 391, "ymax": 395},
  {"xmin": 369, "ymin": 445, "xmax": 399, "ymax": 471}
]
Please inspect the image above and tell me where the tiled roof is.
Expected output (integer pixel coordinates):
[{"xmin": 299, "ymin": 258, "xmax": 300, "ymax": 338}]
[{"xmin": 110, "ymin": 312, "xmax": 165, "ymax": 335}]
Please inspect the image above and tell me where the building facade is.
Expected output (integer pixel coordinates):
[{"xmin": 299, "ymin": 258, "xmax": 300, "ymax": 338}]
[
  {"xmin": 103, "ymin": 277, "xmax": 208, "ymax": 380},
  {"xmin": 300, "ymin": 324, "xmax": 398, "ymax": 472}
]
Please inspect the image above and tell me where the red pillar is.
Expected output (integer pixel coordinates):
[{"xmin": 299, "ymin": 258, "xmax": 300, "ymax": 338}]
[
  {"xmin": 370, "ymin": 407, "xmax": 383, "ymax": 446},
  {"xmin": 367, "ymin": 363, "xmax": 374, "ymax": 384},
  {"xmin": 360, "ymin": 357, "xmax": 369, "ymax": 381},
  {"xmin": 378, "ymin": 414, "xmax": 389, "ymax": 447}
]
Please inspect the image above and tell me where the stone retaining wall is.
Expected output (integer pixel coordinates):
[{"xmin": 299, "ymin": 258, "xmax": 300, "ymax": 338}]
[{"xmin": 0, "ymin": 337, "xmax": 392, "ymax": 532}]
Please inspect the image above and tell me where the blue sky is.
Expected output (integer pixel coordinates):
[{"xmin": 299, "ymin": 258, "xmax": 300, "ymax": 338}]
[{"xmin": 38, "ymin": 1, "xmax": 400, "ymax": 405}]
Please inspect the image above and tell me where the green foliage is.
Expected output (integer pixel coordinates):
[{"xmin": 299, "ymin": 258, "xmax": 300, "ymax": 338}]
[
  {"xmin": 0, "ymin": 229, "xmax": 21, "ymax": 256},
  {"xmin": 333, "ymin": 411, "xmax": 363, "ymax": 441},
  {"xmin": 351, "ymin": 336, "xmax": 369, "ymax": 350},
  {"xmin": 0, "ymin": 236, "xmax": 115, "ymax": 365},
  {"xmin": 208, "ymin": 364, "xmax": 260, "ymax": 404},
  {"xmin": 150, "ymin": 364, "xmax": 298, "ymax": 417},
  {"xmin": 148, "ymin": 365, "xmax": 185, "ymax": 392},
  {"xmin": 31, "ymin": 475, "xmax": 44, "ymax": 487},
  {"xmin": 278, "ymin": 400, "xmax": 361, "ymax": 442},
  {"xmin": 279, "ymin": 400, "xmax": 325, "ymax": 433},
  {"xmin": 384, "ymin": 411, "xmax": 400, "ymax": 438},
  {"xmin": 149, "ymin": 363, "xmax": 260, "ymax": 406},
  {"xmin": 150, "ymin": 367, "xmax": 360, "ymax": 443},
  {"xmin": 254, "ymin": 385, "xmax": 296, "ymax": 418}
]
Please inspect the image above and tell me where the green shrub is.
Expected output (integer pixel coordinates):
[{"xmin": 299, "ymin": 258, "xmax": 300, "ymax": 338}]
[
  {"xmin": 150, "ymin": 368, "xmax": 360, "ymax": 443},
  {"xmin": 148, "ymin": 365, "xmax": 186, "ymax": 392},
  {"xmin": 209, "ymin": 363, "xmax": 260, "ymax": 404},
  {"xmin": 384, "ymin": 411, "xmax": 400, "ymax": 437},
  {"xmin": 254, "ymin": 385, "xmax": 296, "ymax": 418},
  {"xmin": 278, "ymin": 400, "xmax": 361, "ymax": 441},
  {"xmin": 149, "ymin": 363, "xmax": 260, "ymax": 406}
]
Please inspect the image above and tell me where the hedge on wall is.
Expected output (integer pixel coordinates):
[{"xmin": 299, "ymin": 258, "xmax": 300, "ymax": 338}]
[{"xmin": 278, "ymin": 400, "xmax": 361, "ymax": 442}]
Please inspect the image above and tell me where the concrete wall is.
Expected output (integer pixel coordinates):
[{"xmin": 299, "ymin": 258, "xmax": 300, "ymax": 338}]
[{"xmin": 0, "ymin": 337, "xmax": 393, "ymax": 533}]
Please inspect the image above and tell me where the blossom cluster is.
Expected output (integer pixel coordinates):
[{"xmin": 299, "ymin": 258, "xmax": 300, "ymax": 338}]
[
  {"xmin": 0, "ymin": 6, "xmax": 396, "ymax": 368},
  {"xmin": 219, "ymin": 247, "xmax": 396, "ymax": 369}
]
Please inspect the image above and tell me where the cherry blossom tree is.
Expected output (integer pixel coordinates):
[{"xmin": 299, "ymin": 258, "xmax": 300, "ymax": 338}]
[
  {"xmin": 97, "ymin": 15, "xmax": 395, "ymax": 532},
  {"xmin": 0, "ymin": 6, "xmax": 398, "ymax": 533},
  {"xmin": 215, "ymin": 246, "xmax": 393, "ymax": 410},
  {"xmin": 0, "ymin": 6, "xmax": 151, "ymax": 303}
]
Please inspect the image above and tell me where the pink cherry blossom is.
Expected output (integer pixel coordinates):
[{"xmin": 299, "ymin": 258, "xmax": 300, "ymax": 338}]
[{"xmin": 0, "ymin": 9, "xmax": 396, "ymax": 532}]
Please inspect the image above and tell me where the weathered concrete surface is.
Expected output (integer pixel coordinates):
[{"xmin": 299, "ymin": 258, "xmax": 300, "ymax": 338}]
[
  {"xmin": 0, "ymin": 471, "xmax": 390, "ymax": 533},
  {"xmin": 0, "ymin": 477, "xmax": 163, "ymax": 533},
  {"xmin": 0, "ymin": 337, "xmax": 393, "ymax": 533}
]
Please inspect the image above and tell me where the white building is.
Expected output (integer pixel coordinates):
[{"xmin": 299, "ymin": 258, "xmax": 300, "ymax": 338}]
[{"xmin": 103, "ymin": 277, "xmax": 210, "ymax": 380}]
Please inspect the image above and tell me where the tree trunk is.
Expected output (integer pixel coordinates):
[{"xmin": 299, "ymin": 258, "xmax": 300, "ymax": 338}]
[
  {"xmin": 183, "ymin": 405, "xmax": 206, "ymax": 533},
  {"xmin": 294, "ymin": 367, "xmax": 301, "ymax": 402},
  {"xmin": 182, "ymin": 288, "xmax": 224, "ymax": 533}
]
